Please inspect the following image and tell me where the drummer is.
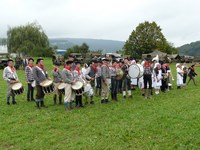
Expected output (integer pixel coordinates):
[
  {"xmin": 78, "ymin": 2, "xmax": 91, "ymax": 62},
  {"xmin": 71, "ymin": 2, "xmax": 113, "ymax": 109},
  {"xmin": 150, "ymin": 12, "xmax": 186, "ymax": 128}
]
[
  {"xmin": 3, "ymin": 59, "xmax": 19, "ymax": 105},
  {"xmin": 52, "ymin": 63, "xmax": 63, "ymax": 105},
  {"xmin": 121, "ymin": 58, "xmax": 132, "ymax": 99},
  {"xmin": 33, "ymin": 58, "xmax": 49, "ymax": 109},
  {"xmin": 74, "ymin": 61, "xmax": 84, "ymax": 108},
  {"xmin": 61, "ymin": 60, "xmax": 75, "ymax": 111},
  {"xmin": 25, "ymin": 57, "xmax": 35, "ymax": 102}
]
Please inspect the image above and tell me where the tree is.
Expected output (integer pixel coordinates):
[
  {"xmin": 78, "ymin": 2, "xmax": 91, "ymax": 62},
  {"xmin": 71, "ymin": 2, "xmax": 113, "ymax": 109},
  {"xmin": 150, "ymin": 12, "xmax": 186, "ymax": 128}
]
[
  {"xmin": 124, "ymin": 21, "xmax": 176, "ymax": 58},
  {"xmin": 64, "ymin": 43, "xmax": 90, "ymax": 59},
  {"xmin": 0, "ymin": 38, "xmax": 7, "ymax": 45},
  {"xmin": 7, "ymin": 22, "xmax": 50, "ymax": 56}
]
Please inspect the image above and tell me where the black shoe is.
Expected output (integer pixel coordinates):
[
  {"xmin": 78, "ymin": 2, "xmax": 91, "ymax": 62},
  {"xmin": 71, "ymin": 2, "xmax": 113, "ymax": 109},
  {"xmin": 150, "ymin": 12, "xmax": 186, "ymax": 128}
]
[
  {"xmin": 101, "ymin": 99, "xmax": 105, "ymax": 103},
  {"xmin": 36, "ymin": 102, "xmax": 40, "ymax": 109},
  {"xmin": 12, "ymin": 101, "xmax": 17, "ymax": 105},
  {"xmin": 105, "ymin": 99, "xmax": 109, "ymax": 103},
  {"xmin": 123, "ymin": 96, "xmax": 126, "ymax": 99},
  {"xmin": 142, "ymin": 93, "xmax": 145, "ymax": 97},
  {"xmin": 7, "ymin": 102, "xmax": 10, "ymax": 105},
  {"xmin": 41, "ymin": 101, "xmax": 48, "ymax": 108},
  {"xmin": 27, "ymin": 99, "xmax": 30, "ymax": 102},
  {"xmin": 90, "ymin": 101, "xmax": 94, "ymax": 104}
]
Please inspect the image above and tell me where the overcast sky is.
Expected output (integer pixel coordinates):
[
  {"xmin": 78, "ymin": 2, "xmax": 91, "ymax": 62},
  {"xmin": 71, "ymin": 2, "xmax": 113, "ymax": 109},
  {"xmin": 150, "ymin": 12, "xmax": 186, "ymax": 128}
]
[{"xmin": 0, "ymin": 0, "xmax": 200, "ymax": 47}]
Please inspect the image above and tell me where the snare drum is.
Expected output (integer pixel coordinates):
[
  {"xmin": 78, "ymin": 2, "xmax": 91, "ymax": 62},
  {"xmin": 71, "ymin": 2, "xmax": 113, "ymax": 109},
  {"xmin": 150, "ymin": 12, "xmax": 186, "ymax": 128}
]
[
  {"xmin": 57, "ymin": 83, "xmax": 66, "ymax": 95},
  {"xmin": 128, "ymin": 64, "xmax": 140, "ymax": 79},
  {"xmin": 41, "ymin": 80, "xmax": 55, "ymax": 94},
  {"xmin": 137, "ymin": 64, "xmax": 144, "ymax": 78},
  {"xmin": 12, "ymin": 82, "xmax": 24, "ymax": 95},
  {"xmin": 72, "ymin": 81, "xmax": 84, "ymax": 95}
]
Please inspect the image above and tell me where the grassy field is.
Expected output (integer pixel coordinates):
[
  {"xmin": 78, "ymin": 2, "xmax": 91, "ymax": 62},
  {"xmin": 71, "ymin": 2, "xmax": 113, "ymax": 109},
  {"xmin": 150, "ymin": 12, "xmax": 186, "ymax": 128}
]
[{"xmin": 0, "ymin": 58, "xmax": 200, "ymax": 149}]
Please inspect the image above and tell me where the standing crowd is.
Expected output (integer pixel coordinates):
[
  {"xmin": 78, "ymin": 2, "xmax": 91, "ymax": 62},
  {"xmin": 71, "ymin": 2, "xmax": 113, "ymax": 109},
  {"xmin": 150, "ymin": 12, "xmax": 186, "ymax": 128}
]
[{"xmin": 2, "ymin": 55, "xmax": 197, "ymax": 111}]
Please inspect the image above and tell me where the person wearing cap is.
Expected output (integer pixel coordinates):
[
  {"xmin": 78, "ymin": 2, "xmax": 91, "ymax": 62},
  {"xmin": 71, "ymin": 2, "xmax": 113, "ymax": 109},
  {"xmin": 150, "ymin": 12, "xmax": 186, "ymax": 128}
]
[
  {"xmin": 25, "ymin": 57, "xmax": 35, "ymax": 102},
  {"xmin": 85, "ymin": 60, "xmax": 98, "ymax": 104},
  {"xmin": 33, "ymin": 58, "xmax": 49, "ymax": 109},
  {"xmin": 176, "ymin": 63, "xmax": 184, "ymax": 89},
  {"xmin": 73, "ymin": 61, "xmax": 84, "ymax": 108},
  {"xmin": 110, "ymin": 60, "xmax": 118, "ymax": 101},
  {"xmin": 3, "ymin": 59, "xmax": 19, "ymax": 105},
  {"xmin": 101, "ymin": 58, "xmax": 111, "ymax": 103},
  {"xmin": 121, "ymin": 58, "xmax": 132, "ymax": 99},
  {"xmin": 52, "ymin": 63, "xmax": 63, "ymax": 105},
  {"xmin": 61, "ymin": 60, "xmax": 75, "ymax": 111},
  {"xmin": 143, "ymin": 55, "xmax": 153, "ymax": 99}
]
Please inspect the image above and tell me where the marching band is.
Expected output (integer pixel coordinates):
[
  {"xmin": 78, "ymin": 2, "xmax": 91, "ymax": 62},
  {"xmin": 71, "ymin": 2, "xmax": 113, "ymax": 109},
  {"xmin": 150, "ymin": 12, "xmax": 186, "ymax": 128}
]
[{"xmin": 2, "ymin": 55, "xmax": 198, "ymax": 111}]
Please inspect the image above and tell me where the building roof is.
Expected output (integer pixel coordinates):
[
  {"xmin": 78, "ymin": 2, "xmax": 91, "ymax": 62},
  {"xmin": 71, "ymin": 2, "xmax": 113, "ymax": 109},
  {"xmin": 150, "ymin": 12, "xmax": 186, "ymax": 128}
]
[{"xmin": 142, "ymin": 50, "xmax": 167, "ymax": 59}]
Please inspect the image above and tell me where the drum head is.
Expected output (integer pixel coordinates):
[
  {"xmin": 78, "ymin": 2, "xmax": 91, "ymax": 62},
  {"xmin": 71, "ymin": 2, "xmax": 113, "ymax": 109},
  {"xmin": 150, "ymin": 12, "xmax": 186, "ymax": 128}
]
[
  {"xmin": 128, "ymin": 64, "xmax": 140, "ymax": 79},
  {"xmin": 58, "ymin": 83, "xmax": 67, "ymax": 89},
  {"xmin": 72, "ymin": 81, "xmax": 83, "ymax": 90},
  {"xmin": 41, "ymin": 80, "xmax": 53, "ymax": 87},
  {"xmin": 12, "ymin": 83, "xmax": 22, "ymax": 90},
  {"xmin": 137, "ymin": 64, "xmax": 144, "ymax": 78}
]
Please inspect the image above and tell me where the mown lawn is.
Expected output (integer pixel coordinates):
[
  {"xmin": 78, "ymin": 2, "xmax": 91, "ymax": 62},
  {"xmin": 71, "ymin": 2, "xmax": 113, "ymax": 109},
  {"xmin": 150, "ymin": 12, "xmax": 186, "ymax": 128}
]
[{"xmin": 0, "ymin": 58, "xmax": 200, "ymax": 149}]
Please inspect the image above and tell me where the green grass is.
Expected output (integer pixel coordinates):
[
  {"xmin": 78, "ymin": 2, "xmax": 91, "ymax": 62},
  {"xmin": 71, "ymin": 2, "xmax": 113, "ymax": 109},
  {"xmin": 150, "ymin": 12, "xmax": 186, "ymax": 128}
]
[{"xmin": 0, "ymin": 58, "xmax": 200, "ymax": 149}]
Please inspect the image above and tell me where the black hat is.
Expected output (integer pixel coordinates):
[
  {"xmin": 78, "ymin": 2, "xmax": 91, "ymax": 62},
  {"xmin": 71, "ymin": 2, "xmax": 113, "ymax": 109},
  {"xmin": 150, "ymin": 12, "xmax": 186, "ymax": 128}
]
[
  {"xmin": 28, "ymin": 57, "xmax": 34, "ymax": 62},
  {"xmin": 146, "ymin": 55, "xmax": 152, "ymax": 61},
  {"xmin": 54, "ymin": 62, "xmax": 60, "ymax": 66},
  {"xmin": 7, "ymin": 59, "xmax": 14, "ymax": 62},
  {"xmin": 75, "ymin": 61, "xmax": 81, "ymax": 65},
  {"xmin": 66, "ymin": 60, "xmax": 73, "ymax": 65},
  {"xmin": 36, "ymin": 58, "xmax": 43, "ymax": 64}
]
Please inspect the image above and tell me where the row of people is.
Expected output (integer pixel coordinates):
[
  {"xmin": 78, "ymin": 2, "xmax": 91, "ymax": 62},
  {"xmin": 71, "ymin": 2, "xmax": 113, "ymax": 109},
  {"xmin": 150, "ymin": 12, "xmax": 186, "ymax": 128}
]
[{"xmin": 3, "ymin": 56, "xmax": 197, "ymax": 110}]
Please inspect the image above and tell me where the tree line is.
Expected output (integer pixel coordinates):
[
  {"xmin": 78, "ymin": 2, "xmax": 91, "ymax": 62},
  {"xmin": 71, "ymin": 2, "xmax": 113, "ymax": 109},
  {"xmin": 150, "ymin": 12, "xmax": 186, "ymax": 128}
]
[{"xmin": 2, "ymin": 21, "xmax": 178, "ymax": 58}]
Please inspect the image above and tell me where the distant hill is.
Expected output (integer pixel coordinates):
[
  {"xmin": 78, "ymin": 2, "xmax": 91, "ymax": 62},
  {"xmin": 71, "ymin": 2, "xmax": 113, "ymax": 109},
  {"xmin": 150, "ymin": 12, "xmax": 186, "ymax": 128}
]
[
  {"xmin": 179, "ymin": 41, "xmax": 200, "ymax": 56},
  {"xmin": 49, "ymin": 38, "xmax": 124, "ymax": 53}
]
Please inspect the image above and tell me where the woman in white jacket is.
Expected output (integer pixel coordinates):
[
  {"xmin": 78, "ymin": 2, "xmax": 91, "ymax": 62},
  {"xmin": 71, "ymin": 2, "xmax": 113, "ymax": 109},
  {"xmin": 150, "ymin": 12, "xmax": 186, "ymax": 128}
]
[{"xmin": 176, "ymin": 63, "xmax": 184, "ymax": 89}]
